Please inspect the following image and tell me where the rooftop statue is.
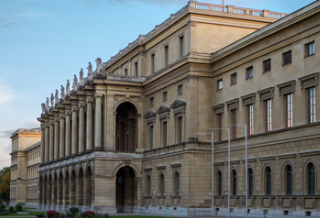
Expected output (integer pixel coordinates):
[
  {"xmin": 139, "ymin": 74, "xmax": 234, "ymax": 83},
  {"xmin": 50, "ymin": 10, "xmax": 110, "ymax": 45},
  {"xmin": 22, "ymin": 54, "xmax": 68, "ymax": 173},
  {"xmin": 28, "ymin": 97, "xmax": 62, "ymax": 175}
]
[
  {"xmin": 66, "ymin": 80, "xmax": 70, "ymax": 95},
  {"xmin": 96, "ymin": 58, "xmax": 102, "ymax": 74},
  {"xmin": 80, "ymin": 68, "xmax": 84, "ymax": 81},
  {"xmin": 50, "ymin": 93, "xmax": 54, "ymax": 108},
  {"xmin": 73, "ymin": 74, "xmax": 78, "ymax": 90},
  {"xmin": 46, "ymin": 97, "xmax": 49, "ymax": 110},
  {"xmin": 55, "ymin": 89, "xmax": 59, "ymax": 105},
  {"xmin": 41, "ymin": 103, "xmax": 46, "ymax": 114},
  {"xmin": 60, "ymin": 85, "xmax": 65, "ymax": 99},
  {"xmin": 87, "ymin": 62, "xmax": 93, "ymax": 79}
]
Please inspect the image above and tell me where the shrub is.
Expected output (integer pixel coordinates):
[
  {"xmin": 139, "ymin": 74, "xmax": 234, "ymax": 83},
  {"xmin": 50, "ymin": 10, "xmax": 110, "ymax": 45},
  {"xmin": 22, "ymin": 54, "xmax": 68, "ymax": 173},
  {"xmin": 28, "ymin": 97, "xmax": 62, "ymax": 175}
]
[
  {"xmin": 15, "ymin": 203, "xmax": 22, "ymax": 212},
  {"xmin": 47, "ymin": 210, "xmax": 59, "ymax": 218},
  {"xmin": 69, "ymin": 207, "xmax": 79, "ymax": 216},
  {"xmin": 0, "ymin": 210, "xmax": 9, "ymax": 215},
  {"xmin": 36, "ymin": 213, "xmax": 46, "ymax": 218},
  {"xmin": 9, "ymin": 206, "xmax": 14, "ymax": 213},
  {"xmin": 102, "ymin": 214, "xmax": 109, "ymax": 218},
  {"xmin": 0, "ymin": 203, "xmax": 5, "ymax": 212},
  {"xmin": 60, "ymin": 214, "xmax": 66, "ymax": 218},
  {"xmin": 82, "ymin": 211, "xmax": 95, "ymax": 217}
]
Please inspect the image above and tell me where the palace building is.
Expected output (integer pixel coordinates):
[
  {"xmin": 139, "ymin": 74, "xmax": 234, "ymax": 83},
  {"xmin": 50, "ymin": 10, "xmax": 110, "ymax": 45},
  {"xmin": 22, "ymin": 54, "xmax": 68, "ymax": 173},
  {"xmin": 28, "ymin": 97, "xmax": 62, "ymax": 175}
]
[
  {"xmin": 10, "ymin": 128, "xmax": 41, "ymax": 206},
  {"xmin": 35, "ymin": 1, "xmax": 320, "ymax": 217}
]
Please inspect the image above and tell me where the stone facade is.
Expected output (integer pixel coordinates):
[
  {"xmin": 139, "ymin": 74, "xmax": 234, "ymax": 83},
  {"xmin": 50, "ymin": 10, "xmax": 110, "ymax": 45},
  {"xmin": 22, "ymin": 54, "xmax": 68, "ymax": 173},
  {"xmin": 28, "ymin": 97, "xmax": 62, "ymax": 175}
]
[
  {"xmin": 10, "ymin": 128, "xmax": 41, "ymax": 206},
  {"xmin": 37, "ymin": 1, "xmax": 320, "ymax": 217}
]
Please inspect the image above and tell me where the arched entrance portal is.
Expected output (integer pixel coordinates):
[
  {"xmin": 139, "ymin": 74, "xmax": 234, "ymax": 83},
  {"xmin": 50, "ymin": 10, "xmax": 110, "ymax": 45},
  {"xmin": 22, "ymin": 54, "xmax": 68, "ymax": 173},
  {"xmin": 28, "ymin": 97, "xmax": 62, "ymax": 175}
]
[
  {"xmin": 116, "ymin": 166, "xmax": 136, "ymax": 213},
  {"xmin": 115, "ymin": 102, "xmax": 138, "ymax": 152}
]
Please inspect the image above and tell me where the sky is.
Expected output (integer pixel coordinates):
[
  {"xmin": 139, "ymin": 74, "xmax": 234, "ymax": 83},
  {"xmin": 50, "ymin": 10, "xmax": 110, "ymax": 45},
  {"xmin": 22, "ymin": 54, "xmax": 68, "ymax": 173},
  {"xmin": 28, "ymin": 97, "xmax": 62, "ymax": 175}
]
[{"xmin": 0, "ymin": 0, "xmax": 316, "ymax": 169}]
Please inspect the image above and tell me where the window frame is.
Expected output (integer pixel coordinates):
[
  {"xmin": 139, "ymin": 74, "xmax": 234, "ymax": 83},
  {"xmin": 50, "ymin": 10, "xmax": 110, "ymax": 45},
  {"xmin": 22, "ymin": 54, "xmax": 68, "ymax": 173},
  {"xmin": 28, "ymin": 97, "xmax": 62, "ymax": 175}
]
[
  {"xmin": 282, "ymin": 50, "xmax": 292, "ymax": 65},
  {"xmin": 230, "ymin": 72, "xmax": 237, "ymax": 85},
  {"xmin": 217, "ymin": 79, "xmax": 223, "ymax": 90},
  {"xmin": 286, "ymin": 94, "xmax": 293, "ymax": 128},
  {"xmin": 308, "ymin": 87, "xmax": 316, "ymax": 123},
  {"xmin": 307, "ymin": 163, "xmax": 315, "ymax": 195},
  {"xmin": 247, "ymin": 104, "xmax": 254, "ymax": 135},
  {"xmin": 246, "ymin": 66, "xmax": 253, "ymax": 79},
  {"xmin": 248, "ymin": 168, "xmax": 253, "ymax": 196},
  {"xmin": 164, "ymin": 45, "xmax": 169, "ymax": 66},
  {"xmin": 178, "ymin": 84, "xmax": 183, "ymax": 95},
  {"xmin": 265, "ymin": 167, "xmax": 272, "ymax": 196},
  {"xmin": 151, "ymin": 53, "xmax": 155, "ymax": 74},
  {"xmin": 163, "ymin": 91, "xmax": 168, "ymax": 102},
  {"xmin": 305, "ymin": 41, "xmax": 315, "ymax": 57},
  {"xmin": 265, "ymin": 99, "xmax": 272, "ymax": 131},
  {"xmin": 263, "ymin": 59, "xmax": 271, "ymax": 73},
  {"xmin": 179, "ymin": 35, "xmax": 184, "ymax": 58}
]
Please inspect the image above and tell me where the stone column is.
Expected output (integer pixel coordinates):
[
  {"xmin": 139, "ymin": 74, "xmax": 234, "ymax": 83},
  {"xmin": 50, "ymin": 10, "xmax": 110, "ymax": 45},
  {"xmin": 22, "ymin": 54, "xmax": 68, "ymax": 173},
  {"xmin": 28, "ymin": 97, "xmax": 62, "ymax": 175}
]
[
  {"xmin": 95, "ymin": 95, "xmax": 102, "ymax": 150},
  {"xmin": 49, "ymin": 122, "xmax": 54, "ymax": 162},
  {"xmin": 65, "ymin": 112, "xmax": 71, "ymax": 157},
  {"xmin": 83, "ymin": 176, "xmax": 92, "ymax": 207},
  {"xmin": 86, "ymin": 100, "xmax": 93, "ymax": 151},
  {"xmin": 40, "ymin": 125, "xmax": 45, "ymax": 163},
  {"xmin": 79, "ymin": 104, "xmax": 85, "ymax": 153},
  {"xmin": 45, "ymin": 125, "xmax": 49, "ymax": 163},
  {"xmin": 76, "ymin": 177, "xmax": 84, "ymax": 206},
  {"xmin": 59, "ymin": 116, "xmax": 65, "ymax": 158},
  {"xmin": 54, "ymin": 119, "xmax": 59, "ymax": 160},
  {"xmin": 71, "ymin": 109, "xmax": 78, "ymax": 155}
]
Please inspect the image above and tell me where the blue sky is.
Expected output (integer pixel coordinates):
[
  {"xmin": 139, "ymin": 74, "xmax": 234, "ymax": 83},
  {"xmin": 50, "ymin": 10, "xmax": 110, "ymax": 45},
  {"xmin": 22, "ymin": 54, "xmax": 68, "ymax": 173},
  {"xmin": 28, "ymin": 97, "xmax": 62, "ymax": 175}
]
[{"xmin": 0, "ymin": 0, "xmax": 316, "ymax": 169}]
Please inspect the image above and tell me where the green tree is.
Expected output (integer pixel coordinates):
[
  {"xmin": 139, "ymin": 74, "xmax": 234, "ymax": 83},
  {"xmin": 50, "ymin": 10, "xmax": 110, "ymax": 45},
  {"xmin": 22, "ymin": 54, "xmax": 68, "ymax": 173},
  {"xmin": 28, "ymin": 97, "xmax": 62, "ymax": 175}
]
[
  {"xmin": 0, "ymin": 171, "xmax": 10, "ymax": 201},
  {"xmin": 0, "ymin": 167, "xmax": 10, "ymax": 183}
]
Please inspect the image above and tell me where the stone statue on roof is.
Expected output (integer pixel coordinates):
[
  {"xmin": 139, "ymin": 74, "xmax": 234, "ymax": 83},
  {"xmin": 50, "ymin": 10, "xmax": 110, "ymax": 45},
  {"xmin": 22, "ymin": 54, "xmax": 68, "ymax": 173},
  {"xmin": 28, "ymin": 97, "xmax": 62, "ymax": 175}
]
[
  {"xmin": 87, "ymin": 62, "xmax": 92, "ymax": 75},
  {"xmin": 73, "ymin": 74, "xmax": 78, "ymax": 90},
  {"xmin": 66, "ymin": 80, "xmax": 70, "ymax": 95},
  {"xmin": 96, "ymin": 58, "xmax": 102, "ymax": 74},
  {"xmin": 46, "ymin": 97, "xmax": 49, "ymax": 110},
  {"xmin": 55, "ymin": 89, "xmax": 59, "ymax": 105},
  {"xmin": 50, "ymin": 93, "xmax": 54, "ymax": 107},
  {"xmin": 60, "ymin": 85, "xmax": 65, "ymax": 99},
  {"xmin": 80, "ymin": 68, "xmax": 84, "ymax": 81},
  {"xmin": 41, "ymin": 103, "xmax": 46, "ymax": 114}
]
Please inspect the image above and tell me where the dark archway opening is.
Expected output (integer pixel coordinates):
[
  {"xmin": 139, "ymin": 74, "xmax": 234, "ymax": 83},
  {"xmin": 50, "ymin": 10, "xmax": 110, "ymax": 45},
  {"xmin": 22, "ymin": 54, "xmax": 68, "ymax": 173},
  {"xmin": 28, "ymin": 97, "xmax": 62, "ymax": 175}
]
[
  {"xmin": 115, "ymin": 102, "xmax": 138, "ymax": 152},
  {"xmin": 116, "ymin": 166, "xmax": 136, "ymax": 213}
]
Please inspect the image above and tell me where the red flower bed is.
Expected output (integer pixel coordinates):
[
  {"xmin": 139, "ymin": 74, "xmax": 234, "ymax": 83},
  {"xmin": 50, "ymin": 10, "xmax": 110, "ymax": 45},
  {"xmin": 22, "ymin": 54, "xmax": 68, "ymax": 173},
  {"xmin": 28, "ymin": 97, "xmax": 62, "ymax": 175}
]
[
  {"xmin": 82, "ymin": 211, "xmax": 95, "ymax": 217},
  {"xmin": 47, "ymin": 210, "xmax": 59, "ymax": 218}
]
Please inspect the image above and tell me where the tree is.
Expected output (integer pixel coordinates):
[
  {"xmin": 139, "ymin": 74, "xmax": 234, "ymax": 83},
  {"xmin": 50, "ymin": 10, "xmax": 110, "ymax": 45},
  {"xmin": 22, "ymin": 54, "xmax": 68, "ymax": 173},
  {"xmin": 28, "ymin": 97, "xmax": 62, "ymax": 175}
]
[
  {"xmin": 0, "ymin": 167, "xmax": 10, "ymax": 183},
  {"xmin": 0, "ymin": 171, "xmax": 10, "ymax": 201}
]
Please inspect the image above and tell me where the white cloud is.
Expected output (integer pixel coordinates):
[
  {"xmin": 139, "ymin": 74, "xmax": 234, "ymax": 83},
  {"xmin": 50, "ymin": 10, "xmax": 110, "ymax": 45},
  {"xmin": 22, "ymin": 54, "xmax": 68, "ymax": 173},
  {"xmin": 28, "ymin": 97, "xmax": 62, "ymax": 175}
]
[{"xmin": 0, "ymin": 130, "xmax": 14, "ymax": 169}]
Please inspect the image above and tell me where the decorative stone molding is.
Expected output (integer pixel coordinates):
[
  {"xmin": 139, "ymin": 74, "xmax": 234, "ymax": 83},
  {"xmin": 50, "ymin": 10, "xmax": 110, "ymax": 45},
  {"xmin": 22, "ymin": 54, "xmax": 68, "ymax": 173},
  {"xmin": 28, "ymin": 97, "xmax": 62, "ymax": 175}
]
[
  {"xmin": 298, "ymin": 72, "xmax": 319, "ymax": 89},
  {"xmin": 277, "ymin": 80, "xmax": 296, "ymax": 95},
  {"xmin": 144, "ymin": 111, "xmax": 156, "ymax": 124},
  {"xmin": 258, "ymin": 87, "xmax": 275, "ymax": 101},
  {"xmin": 226, "ymin": 98, "xmax": 239, "ymax": 111},
  {"xmin": 212, "ymin": 103, "xmax": 224, "ymax": 114},
  {"xmin": 170, "ymin": 99, "xmax": 186, "ymax": 115},
  {"xmin": 156, "ymin": 105, "xmax": 170, "ymax": 120},
  {"xmin": 241, "ymin": 93, "xmax": 256, "ymax": 106}
]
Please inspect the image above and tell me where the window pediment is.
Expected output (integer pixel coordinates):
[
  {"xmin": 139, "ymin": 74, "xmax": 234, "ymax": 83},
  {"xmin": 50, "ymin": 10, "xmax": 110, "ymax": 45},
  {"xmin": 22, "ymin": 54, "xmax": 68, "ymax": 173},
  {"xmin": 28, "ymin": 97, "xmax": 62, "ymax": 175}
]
[
  {"xmin": 144, "ymin": 111, "xmax": 156, "ymax": 119},
  {"xmin": 241, "ymin": 93, "xmax": 256, "ymax": 106},
  {"xmin": 170, "ymin": 99, "xmax": 186, "ymax": 115},
  {"xmin": 298, "ymin": 72, "xmax": 319, "ymax": 89},
  {"xmin": 258, "ymin": 87, "xmax": 274, "ymax": 101},
  {"xmin": 212, "ymin": 103, "xmax": 224, "ymax": 114},
  {"xmin": 277, "ymin": 80, "xmax": 296, "ymax": 95},
  {"xmin": 226, "ymin": 98, "xmax": 239, "ymax": 110},
  {"xmin": 156, "ymin": 105, "xmax": 170, "ymax": 120}
]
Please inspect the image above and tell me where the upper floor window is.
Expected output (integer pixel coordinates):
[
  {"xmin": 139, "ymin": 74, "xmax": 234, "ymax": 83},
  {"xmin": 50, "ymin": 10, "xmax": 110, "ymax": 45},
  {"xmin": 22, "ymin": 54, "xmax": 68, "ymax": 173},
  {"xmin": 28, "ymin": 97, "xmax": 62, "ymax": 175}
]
[
  {"xmin": 217, "ymin": 79, "xmax": 223, "ymax": 90},
  {"xmin": 247, "ymin": 104, "xmax": 254, "ymax": 135},
  {"xmin": 308, "ymin": 87, "xmax": 316, "ymax": 123},
  {"xmin": 134, "ymin": 62, "xmax": 138, "ymax": 76},
  {"xmin": 163, "ymin": 91, "xmax": 168, "ymax": 102},
  {"xmin": 305, "ymin": 41, "xmax": 315, "ymax": 57},
  {"xmin": 217, "ymin": 113, "xmax": 222, "ymax": 141},
  {"xmin": 150, "ymin": 97, "xmax": 154, "ymax": 107},
  {"xmin": 162, "ymin": 121, "xmax": 167, "ymax": 147},
  {"xmin": 246, "ymin": 66, "xmax": 253, "ymax": 79},
  {"xmin": 217, "ymin": 171, "xmax": 222, "ymax": 196},
  {"xmin": 231, "ymin": 109, "xmax": 237, "ymax": 139},
  {"xmin": 282, "ymin": 50, "xmax": 292, "ymax": 65},
  {"xmin": 177, "ymin": 116, "xmax": 183, "ymax": 143},
  {"xmin": 263, "ymin": 59, "xmax": 271, "ymax": 73},
  {"xmin": 178, "ymin": 84, "xmax": 183, "ymax": 95},
  {"xmin": 159, "ymin": 173, "xmax": 165, "ymax": 196},
  {"xmin": 248, "ymin": 168, "xmax": 253, "ymax": 196},
  {"xmin": 164, "ymin": 45, "xmax": 169, "ymax": 66},
  {"xmin": 265, "ymin": 167, "xmax": 272, "ymax": 195},
  {"xmin": 231, "ymin": 170, "xmax": 237, "ymax": 196},
  {"xmin": 265, "ymin": 99, "xmax": 272, "ymax": 131},
  {"xmin": 231, "ymin": 72, "xmax": 237, "ymax": 85},
  {"xmin": 285, "ymin": 165, "xmax": 293, "ymax": 195},
  {"xmin": 124, "ymin": 68, "xmax": 128, "ymax": 76},
  {"xmin": 149, "ymin": 125, "xmax": 154, "ymax": 149},
  {"xmin": 307, "ymin": 163, "xmax": 315, "ymax": 195},
  {"xmin": 174, "ymin": 172, "xmax": 180, "ymax": 196},
  {"xmin": 179, "ymin": 35, "xmax": 184, "ymax": 58},
  {"xmin": 285, "ymin": 94, "xmax": 293, "ymax": 128},
  {"xmin": 151, "ymin": 53, "xmax": 155, "ymax": 73}
]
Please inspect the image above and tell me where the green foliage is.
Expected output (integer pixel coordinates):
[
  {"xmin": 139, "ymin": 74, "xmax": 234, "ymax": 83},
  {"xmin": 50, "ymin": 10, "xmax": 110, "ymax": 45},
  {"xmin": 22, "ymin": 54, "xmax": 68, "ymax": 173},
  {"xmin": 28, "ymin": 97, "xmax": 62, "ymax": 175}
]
[
  {"xmin": 0, "ymin": 167, "xmax": 10, "ymax": 183},
  {"xmin": 15, "ymin": 202, "xmax": 22, "ymax": 212},
  {"xmin": 0, "ymin": 203, "xmax": 5, "ymax": 212},
  {"xmin": 0, "ymin": 210, "xmax": 8, "ymax": 215},
  {"xmin": 0, "ymin": 171, "xmax": 11, "ymax": 201},
  {"xmin": 36, "ymin": 213, "xmax": 46, "ymax": 218},
  {"xmin": 9, "ymin": 206, "xmax": 14, "ymax": 213},
  {"xmin": 69, "ymin": 207, "xmax": 79, "ymax": 216}
]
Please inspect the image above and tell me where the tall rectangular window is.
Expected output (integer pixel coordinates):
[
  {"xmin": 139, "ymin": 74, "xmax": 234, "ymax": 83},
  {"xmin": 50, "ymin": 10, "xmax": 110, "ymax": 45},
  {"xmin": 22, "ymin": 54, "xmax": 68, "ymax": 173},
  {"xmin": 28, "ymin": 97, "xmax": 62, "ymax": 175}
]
[
  {"xmin": 163, "ymin": 91, "xmax": 167, "ymax": 102},
  {"xmin": 151, "ymin": 53, "xmax": 155, "ymax": 74},
  {"xmin": 150, "ymin": 97, "xmax": 154, "ymax": 107},
  {"xmin": 305, "ymin": 41, "xmax": 315, "ymax": 57},
  {"xmin": 266, "ymin": 99, "xmax": 272, "ymax": 131},
  {"xmin": 308, "ymin": 87, "xmax": 316, "ymax": 123},
  {"xmin": 283, "ymin": 50, "xmax": 292, "ymax": 65},
  {"xmin": 162, "ymin": 121, "xmax": 167, "ymax": 147},
  {"xmin": 286, "ymin": 94, "xmax": 293, "ymax": 127},
  {"xmin": 134, "ymin": 62, "xmax": 138, "ymax": 76},
  {"xmin": 231, "ymin": 109, "xmax": 237, "ymax": 139},
  {"xmin": 217, "ymin": 79, "xmax": 223, "ymax": 90},
  {"xmin": 179, "ymin": 36, "xmax": 184, "ymax": 58},
  {"xmin": 263, "ymin": 59, "xmax": 271, "ymax": 73},
  {"xmin": 164, "ymin": 45, "xmax": 169, "ymax": 66},
  {"xmin": 247, "ymin": 104, "xmax": 254, "ymax": 135},
  {"xmin": 217, "ymin": 113, "xmax": 222, "ymax": 141},
  {"xmin": 178, "ymin": 84, "xmax": 183, "ymax": 95},
  {"xmin": 246, "ymin": 66, "xmax": 253, "ymax": 79},
  {"xmin": 230, "ymin": 73, "xmax": 237, "ymax": 85},
  {"xmin": 177, "ymin": 116, "xmax": 182, "ymax": 143},
  {"xmin": 150, "ymin": 125, "xmax": 154, "ymax": 149},
  {"xmin": 124, "ymin": 68, "xmax": 128, "ymax": 76}
]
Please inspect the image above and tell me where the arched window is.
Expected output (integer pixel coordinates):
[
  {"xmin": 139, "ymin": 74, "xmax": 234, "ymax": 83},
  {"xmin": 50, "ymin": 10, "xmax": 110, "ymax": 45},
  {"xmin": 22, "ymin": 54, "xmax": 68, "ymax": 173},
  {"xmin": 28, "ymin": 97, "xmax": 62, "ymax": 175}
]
[
  {"xmin": 174, "ymin": 172, "xmax": 180, "ymax": 196},
  {"xmin": 160, "ymin": 174, "xmax": 165, "ymax": 196},
  {"xmin": 146, "ymin": 175, "xmax": 151, "ymax": 196},
  {"xmin": 307, "ymin": 163, "xmax": 315, "ymax": 195},
  {"xmin": 231, "ymin": 170, "xmax": 237, "ymax": 196},
  {"xmin": 285, "ymin": 165, "xmax": 292, "ymax": 195},
  {"xmin": 265, "ymin": 167, "xmax": 271, "ymax": 195},
  {"xmin": 217, "ymin": 171, "xmax": 222, "ymax": 196},
  {"xmin": 248, "ymin": 168, "xmax": 253, "ymax": 196}
]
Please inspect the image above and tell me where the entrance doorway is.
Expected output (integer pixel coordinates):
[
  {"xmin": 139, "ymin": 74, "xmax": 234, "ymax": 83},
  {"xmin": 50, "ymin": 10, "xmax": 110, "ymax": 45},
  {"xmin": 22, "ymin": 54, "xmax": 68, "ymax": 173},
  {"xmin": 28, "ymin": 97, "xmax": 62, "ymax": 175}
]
[{"xmin": 116, "ymin": 166, "xmax": 136, "ymax": 213}]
